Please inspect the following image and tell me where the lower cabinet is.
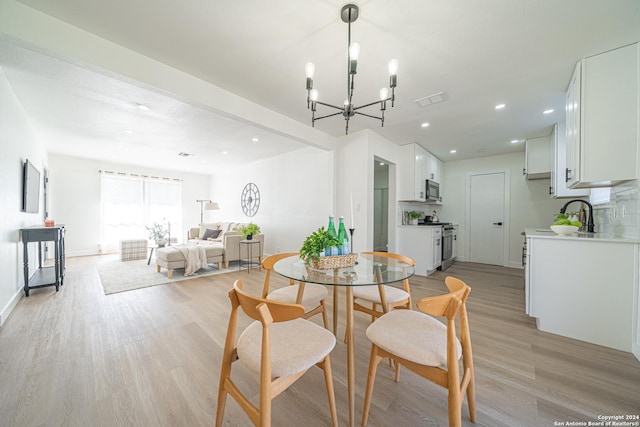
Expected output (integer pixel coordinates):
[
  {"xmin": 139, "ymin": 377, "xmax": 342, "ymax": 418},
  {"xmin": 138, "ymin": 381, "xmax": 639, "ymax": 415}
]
[
  {"xmin": 527, "ymin": 236, "xmax": 637, "ymax": 354},
  {"xmin": 397, "ymin": 226, "xmax": 441, "ymax": 276}
]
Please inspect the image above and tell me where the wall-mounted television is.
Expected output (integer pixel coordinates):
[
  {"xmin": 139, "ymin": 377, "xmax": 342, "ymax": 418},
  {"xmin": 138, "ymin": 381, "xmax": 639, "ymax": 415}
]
[{"xmin": 22, "ymin": 159, "xmax": 41, "ymax": 214}]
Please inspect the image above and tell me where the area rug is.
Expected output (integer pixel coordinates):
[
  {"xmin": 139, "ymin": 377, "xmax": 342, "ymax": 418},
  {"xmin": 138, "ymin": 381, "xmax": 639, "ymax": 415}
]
[{"xmin": 96, "ymin": 254, "xmax": 233, "ymax": 295}]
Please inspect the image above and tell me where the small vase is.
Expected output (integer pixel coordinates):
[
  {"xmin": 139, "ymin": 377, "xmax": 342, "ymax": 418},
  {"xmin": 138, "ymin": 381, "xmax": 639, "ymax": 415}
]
[
  {"xmin": 246, "ymin": 234, "xmax": 253, "ymax": 240},
  {"xmin": 156, "ymin": 238, "xmax": 166, "ymax": 247}
]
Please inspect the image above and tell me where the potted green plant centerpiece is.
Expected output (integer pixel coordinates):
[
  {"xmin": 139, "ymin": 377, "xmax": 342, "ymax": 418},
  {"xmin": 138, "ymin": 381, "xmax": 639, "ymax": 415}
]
[
  {"xmin": 300, "ymin": 227, "xmax": 356, "ymax": 269},
  {"xmin": 240, "ymin": 223, "xmax": 261, "ymax": 240},
  {"xmin": 146, "ymin": 222, "xmax": 168, "ymax": 247}
]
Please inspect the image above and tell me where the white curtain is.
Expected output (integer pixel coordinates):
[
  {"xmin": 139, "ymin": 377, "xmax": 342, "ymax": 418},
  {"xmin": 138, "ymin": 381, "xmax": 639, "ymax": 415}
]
[{"xmin": 100, "ymin": 172, "xmax": 182, "ymax": 252}]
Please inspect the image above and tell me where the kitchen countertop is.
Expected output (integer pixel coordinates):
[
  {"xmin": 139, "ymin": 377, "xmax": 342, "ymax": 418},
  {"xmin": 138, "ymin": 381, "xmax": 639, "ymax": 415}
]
[{"xmin": 524, "ymin": 228, "xmax": 639, "ymax": 243}]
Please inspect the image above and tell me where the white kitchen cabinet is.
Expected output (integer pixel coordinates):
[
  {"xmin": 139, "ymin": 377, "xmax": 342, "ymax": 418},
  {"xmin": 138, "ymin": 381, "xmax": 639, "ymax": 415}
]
[
  {"xmin": 549, "ymin": 122, "xmax": 589, "ymax": 198},
  {"xmin": 523, "ymin": 135, "xmax": 551, "ymax": 179},
  {"xmin": 398, "ymin": 143, "xmax": 427, "ymax": 201},
  {"xmin": 565, "ymin": 42, "xmax": 640, "ymax": 188},
  {"xmin": 527, "ymin": 233, "xmax": 636, "ymax": 352},
  {"xmin": 397, "ymin": 226, "xmax": 441, "ymax": 276},
  {"xmin": 424, "ymin": 152, "xmax": 442, "ymax": 183}
]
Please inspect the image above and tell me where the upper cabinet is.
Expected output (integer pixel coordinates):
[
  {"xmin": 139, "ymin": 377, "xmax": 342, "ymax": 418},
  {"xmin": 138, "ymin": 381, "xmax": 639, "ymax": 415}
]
[
  {"xmin": 550, "ymin": 122, "xmax": 589, "ymax": 198},
  {"xmin": 398, "ymin": 143, "xmax": 444, "ymax": 202},
  {"xmin": 565, "ymin": 42, "xmax": 640, "ymax": 188},
  {"xmin": 398, "ymin": 143, "xmax": 427, "ymax": 201},
  {"xmin": 524, "ymin": 135, "xmax": 552, "ymax": 179},
  {"xmin": 424, "ymin": 152, "xmax": 443, "ymax": 183}
]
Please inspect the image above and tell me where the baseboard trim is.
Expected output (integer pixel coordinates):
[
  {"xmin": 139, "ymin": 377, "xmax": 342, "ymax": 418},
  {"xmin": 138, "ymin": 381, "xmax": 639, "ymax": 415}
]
[{"xmin": 0, "ymin": 287, "xmax": 23, "ymax": 327}]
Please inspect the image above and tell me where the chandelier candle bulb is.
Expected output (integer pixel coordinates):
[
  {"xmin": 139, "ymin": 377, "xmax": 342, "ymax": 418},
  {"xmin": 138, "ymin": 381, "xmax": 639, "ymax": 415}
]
[{"xmin": 305, "ymin": 62, "xmax": 315, "ymax": 79}]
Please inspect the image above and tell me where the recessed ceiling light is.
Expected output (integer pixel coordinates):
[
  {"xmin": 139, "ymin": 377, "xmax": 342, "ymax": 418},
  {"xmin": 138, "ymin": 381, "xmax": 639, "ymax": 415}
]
[
  {"xmin": 222, "ymin": 151, "xmax": 228, "ymax": 155},
  {"xmin": 136, "ymin": 103, "xmax": 150, "ymax": 111},
  {"xmin": 450, "ymin": 149, "xmax": 457, "ymax": 154},
  {"xmin": 543, "ymin": 109, "xmax": 554, "ymax": 114},
  {"xmin": 511, "ymin": 139, "xmax": 520, "ymax": 144},
  {"xmin": 379, "ymin": 162, "xmax": 385, "ymax": 166},
  {"xmin": 251, "ymin": 137, "xmax": 259, "ymax": 142},
  {"xmin": 421, "ymin": 122, "xmax": 429, "ymax": 128},
  {"xmin": 495, "ymin": 103, "xmax": 506, "ymax": 110},
  {"xmin": 124, "ymin": 129, "xmax": 133, "ymax": 134}
]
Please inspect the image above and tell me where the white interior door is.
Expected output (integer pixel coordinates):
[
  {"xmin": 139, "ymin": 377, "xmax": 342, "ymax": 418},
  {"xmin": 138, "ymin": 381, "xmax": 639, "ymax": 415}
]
[{"xmin": 469, "ymin": 172, "xmax": 506, "ymax": 265}]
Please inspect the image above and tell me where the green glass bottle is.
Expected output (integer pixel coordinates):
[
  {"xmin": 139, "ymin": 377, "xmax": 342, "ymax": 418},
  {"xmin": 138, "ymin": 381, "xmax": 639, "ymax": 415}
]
[
  {"xmin": 337, "ymin": 216, "xmax": 349, "ymax": 255},
  {"xmin": 327, "ymin": 215, "xmax": 339, "ymax": 256}
]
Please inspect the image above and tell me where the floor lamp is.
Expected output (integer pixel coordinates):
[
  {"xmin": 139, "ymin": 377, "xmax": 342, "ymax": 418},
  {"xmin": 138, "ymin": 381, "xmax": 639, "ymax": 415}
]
[{"xmin": 196, "ymin": 199, "xmax": 220, "ymax": 223}]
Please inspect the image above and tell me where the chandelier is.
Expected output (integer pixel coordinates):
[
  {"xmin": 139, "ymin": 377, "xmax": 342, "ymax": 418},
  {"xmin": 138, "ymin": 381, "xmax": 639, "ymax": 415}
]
[{"xmin": 305, "ymin": 3, "xmax": 398, "ymax": 135}]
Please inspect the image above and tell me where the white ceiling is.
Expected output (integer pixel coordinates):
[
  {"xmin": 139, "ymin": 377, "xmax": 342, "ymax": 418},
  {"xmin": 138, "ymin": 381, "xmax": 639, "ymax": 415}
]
[{"xmin": 2, "ymin": 0, "xmax": 640, "ymax": 174}]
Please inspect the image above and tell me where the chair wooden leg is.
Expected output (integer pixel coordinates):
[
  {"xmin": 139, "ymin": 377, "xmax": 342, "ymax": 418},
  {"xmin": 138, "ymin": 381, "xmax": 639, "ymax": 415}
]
[
  {"xmin": 333, "ymin": 287, "xmax": 338, "ymax": 336},
  {"xmin": 319, "ymin": 355, "xmax": 338, "ymax": 427},
  {"xmin": 466, "ymin": 366, "xmax": 476, "ymax": 422},
  {"xmin": 320, "ymin": 300, "xmax": 329, "ymax": 330},
  {"xmin": 394, "ymin": 361, "xmax": 401, "ymax": 382},
  {"xmin": 215, "ymin": 373, "xmax": 231, "ymax": 426},
  {"xmin": 361, "ymin": 344, "xmax": 383, "ymax": 426}
]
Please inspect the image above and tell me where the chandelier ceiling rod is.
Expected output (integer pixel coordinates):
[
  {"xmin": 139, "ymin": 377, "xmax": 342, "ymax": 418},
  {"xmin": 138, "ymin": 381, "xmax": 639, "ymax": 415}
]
[{"xmin": 305, "ymin": 3, "xmax": 398, "ymax": 135}]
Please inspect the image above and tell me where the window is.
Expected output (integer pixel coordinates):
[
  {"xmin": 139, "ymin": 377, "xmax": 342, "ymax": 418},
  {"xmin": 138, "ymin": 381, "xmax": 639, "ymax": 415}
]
[{"xmin": 100, "ymin": 172, "xmax": 182, "ymax": 252}]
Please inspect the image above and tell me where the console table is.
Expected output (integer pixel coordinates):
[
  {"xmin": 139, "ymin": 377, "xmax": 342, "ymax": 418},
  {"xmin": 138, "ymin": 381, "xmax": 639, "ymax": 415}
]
[{"xmin": 20, "ymin": 225, "xmax": 66, "ymax": 297}]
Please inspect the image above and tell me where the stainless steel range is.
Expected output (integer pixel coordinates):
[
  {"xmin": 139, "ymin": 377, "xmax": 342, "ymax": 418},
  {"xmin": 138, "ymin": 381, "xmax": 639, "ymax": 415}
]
[{"xmin": 439, "ymin": 224, "xmax": 458, "ymax": 271}]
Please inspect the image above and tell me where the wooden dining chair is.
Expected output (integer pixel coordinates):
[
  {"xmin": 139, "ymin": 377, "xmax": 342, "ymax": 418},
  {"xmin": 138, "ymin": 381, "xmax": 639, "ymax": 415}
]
[
  {"xmin": 261, "ymin": 252, "xmax": 329, "ymax": 329},
  {"xmin": 216, "ymin": 280, "xmax": 338, "ymax": 427},
  {"xmin": 361, "ymin": 276, "xmax": 476, "ymax": 427},
  {"xmin": 352, "ymin": 251, "xmax": 415, "ymax": 321}
]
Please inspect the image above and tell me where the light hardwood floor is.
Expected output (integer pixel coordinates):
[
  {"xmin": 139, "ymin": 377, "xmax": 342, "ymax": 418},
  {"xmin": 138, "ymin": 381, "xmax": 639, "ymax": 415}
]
[{"xmin": 0, "ymin": 256, "xmax": 638, "ymax": 426}]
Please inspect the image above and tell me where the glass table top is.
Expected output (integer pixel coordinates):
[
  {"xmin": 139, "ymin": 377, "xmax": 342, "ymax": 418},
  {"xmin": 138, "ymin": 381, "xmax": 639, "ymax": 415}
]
[{"xmin": 273, "ymin": 253, "xmax": 414, "ymax": 286}]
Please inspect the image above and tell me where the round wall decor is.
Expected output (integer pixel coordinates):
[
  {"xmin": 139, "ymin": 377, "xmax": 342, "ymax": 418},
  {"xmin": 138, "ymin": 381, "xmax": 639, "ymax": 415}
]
[{"xmin": 241, "ymin": 182, "xmax": 260, "ymax": 217}]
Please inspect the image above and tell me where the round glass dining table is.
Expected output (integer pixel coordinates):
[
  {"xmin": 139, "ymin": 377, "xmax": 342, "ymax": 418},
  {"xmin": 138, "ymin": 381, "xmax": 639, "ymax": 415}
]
[{"xmin": 273, "ymin": 252, "xmax": 414, "ymax": 427}]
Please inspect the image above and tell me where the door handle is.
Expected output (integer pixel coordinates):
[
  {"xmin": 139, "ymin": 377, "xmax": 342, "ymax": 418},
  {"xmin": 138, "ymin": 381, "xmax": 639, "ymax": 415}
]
[{"xmin": 493, "ymin": 222, "xmax": 503, "ymax": 226}]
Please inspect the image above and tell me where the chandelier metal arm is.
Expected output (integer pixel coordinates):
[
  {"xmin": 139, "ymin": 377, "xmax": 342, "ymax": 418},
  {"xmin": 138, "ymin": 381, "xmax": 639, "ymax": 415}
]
[
  {"xmin": 314, "ymin": 100, "xmax": 345, "ymax": 111},
  {"xmin": 354, "ymin": 97, "xmax": 391, "ymax": 111},
  {"xmin": 354, "ymin": 111, "xmax": 383, "ymax": 120},
  {"xmin": 314, "ymin": 111, "xmax": 344, "ymax": 121}
]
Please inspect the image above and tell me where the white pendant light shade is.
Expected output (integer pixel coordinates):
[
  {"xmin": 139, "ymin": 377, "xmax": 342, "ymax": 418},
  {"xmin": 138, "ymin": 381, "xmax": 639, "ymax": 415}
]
[
  {"xmin": 379, "ymin": 87, "xmax": 389, "ymax": 100},
  {"xmin": 310, "ymin": 89, "xmax": 319, "ymax": 101},
  {"xmin": 305, "ymin": 62, "xmax": 315, "ymax": 79},
  {"xmin": 388, "ymin": 59, "xmax": 399, "ymax": 75},
  {"xmin": 349, "ymin": 42, "xmax": 360, "ymax": 60}
]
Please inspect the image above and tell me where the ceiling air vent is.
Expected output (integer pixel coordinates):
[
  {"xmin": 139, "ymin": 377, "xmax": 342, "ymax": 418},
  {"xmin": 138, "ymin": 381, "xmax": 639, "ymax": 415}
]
[{"xmin": 415, "ymin": 91, "xmax": 448, "ymax": 108}]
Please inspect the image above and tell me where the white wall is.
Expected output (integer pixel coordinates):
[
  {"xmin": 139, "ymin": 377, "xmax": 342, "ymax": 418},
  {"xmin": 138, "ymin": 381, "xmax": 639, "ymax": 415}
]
[
  {"xmin": 0, "ymin": 67, "xmax": 48, "ymax": 325},
  {"xmin": 48, "ymin": 154, "xmax": 211, "ymax": 256},
  {"xmin": 440, "ymin": 152, "xmax": 566, "ymax": 267},
  {"xmin": 210, "ymin": 146, "xmax": 334, "ymax": 255},
  {"xmin": 336, "ymin": 130, "xmax": 399, "ymax": 253}
]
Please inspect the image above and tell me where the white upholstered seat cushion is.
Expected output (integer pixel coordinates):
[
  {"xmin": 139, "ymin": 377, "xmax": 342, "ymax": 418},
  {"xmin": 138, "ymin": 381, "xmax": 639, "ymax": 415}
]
[
  {"xmin": 365, "ymin": 309, "xmax": 461, "ymax": 369},
  {"xmin": 267, "ymin": 284, "xmax": 328, "ymax": 308},
  {"xmin": 353, "ymin": 284, "xmax": 409, "ymax": 304},
  {"xmin": 237, "ymin": 318, "xmax": 336, "ymax": 378}
]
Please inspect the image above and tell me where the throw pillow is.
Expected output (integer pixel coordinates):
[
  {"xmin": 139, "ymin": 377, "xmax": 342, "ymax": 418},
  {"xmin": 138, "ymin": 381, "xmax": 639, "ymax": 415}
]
[
  {"xmin": 199, "ymin": 222, "xmax": 220, "ymax": 239},
  {"xmin": 202, "ymin": 229, "xmax": 222, "ymax": 240}
]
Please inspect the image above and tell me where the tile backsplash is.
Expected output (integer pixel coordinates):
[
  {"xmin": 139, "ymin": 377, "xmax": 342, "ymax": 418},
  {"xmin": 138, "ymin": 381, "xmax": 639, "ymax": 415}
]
[{"xmin": 593, "ymin": 183, "xmax": 640, "ymax": 239}]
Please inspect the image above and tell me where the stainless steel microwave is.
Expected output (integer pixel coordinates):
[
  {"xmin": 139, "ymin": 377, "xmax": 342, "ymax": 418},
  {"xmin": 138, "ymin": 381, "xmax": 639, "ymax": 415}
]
[{"xmin": 425, "ymin": 180, "xmax": 440, "ymax": 202}]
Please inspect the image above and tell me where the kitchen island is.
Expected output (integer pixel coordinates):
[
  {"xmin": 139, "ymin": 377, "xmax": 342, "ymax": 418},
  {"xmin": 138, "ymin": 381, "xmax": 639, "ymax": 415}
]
[{"xmin": 524, "ymin": 228, "xmax": 639, "ymax": 360}]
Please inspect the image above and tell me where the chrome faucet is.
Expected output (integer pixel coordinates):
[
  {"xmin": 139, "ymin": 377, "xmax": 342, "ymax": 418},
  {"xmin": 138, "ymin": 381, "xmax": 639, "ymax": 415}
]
[{"xmin": 559, "ymin": 199, "xmax": 595, "ymax": 233}]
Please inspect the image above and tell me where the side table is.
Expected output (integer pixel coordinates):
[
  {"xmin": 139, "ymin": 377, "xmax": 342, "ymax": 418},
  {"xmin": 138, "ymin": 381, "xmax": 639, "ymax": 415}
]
[
  {"xmin": 20, "ymin": 224, "xmax": 66, "ymax": 296},
  {"xmin": 239, "ymin": 239, "xmax": 261, "ymax": 273}
]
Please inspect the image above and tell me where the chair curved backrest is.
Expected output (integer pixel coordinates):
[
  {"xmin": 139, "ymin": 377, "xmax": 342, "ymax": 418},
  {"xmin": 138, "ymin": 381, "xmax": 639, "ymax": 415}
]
[
  {"xmin": 261, "ymin": 252, "xmax": 298, "ymax": 298},
  {"xmin": 233, "ymin": 280, "xmax": 304, "ymax": 323},
  {"xmin": 360, "ymin": 251, "xmax": 415, "ymax": 267}
]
